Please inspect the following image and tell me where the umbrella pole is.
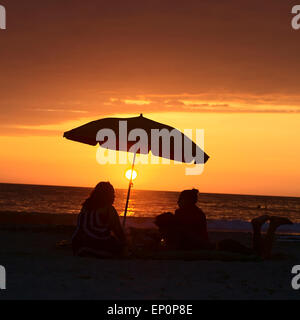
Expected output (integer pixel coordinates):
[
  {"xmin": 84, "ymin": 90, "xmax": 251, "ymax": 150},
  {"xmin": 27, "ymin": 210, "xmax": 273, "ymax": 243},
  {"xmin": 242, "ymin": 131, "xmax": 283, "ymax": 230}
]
[{"xmin": 123, "ymin": 152, "xmax": 137, "ymax": 227}]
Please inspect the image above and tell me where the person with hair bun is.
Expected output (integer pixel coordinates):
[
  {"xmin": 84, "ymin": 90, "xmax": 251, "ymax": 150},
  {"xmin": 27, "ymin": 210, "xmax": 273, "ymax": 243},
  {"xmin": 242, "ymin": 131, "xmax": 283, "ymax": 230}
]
[
  {"xmin": 155, "ymin": 188, "xmax": 211, "ymax": 250},
  {"xmin": 155, "ymin": 188, "xmax": 293, "ymax": 259}
]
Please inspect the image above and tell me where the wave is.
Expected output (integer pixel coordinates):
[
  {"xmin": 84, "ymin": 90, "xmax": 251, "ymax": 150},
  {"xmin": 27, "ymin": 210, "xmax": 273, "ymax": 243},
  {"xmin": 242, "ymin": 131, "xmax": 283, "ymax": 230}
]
[
  {"xmin": 127, "ymin": 217, "xmax": 300, "ymax": 234},
  {"xmin": 1, "ymin": 210, "xmax": 300, "ymax": 234},
  {"xmin": 207, "ymin": 219, "xmax": 300, "ymax": 234}
]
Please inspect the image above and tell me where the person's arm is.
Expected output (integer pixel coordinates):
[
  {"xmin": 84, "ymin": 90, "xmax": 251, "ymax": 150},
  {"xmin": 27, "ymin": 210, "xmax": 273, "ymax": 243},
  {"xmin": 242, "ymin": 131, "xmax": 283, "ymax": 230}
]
[
  {"xmin": 109, "ymin": 207, "xmax": 127, "ymax": 244},
  {"xmin": 196, "ymin": 208, "xmax": 209, "ymax": 242}
]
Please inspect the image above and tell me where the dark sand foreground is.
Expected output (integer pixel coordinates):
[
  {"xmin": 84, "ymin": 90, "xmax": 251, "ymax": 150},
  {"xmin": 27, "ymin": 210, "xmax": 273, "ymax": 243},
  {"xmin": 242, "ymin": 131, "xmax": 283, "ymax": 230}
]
[{"xmin": 0, "ymin": 212, "xmax": 300, "ymax": 300}]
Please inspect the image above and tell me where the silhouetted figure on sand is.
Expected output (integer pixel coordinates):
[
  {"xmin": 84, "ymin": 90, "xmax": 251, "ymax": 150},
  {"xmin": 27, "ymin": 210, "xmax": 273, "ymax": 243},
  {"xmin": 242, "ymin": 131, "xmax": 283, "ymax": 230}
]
[
  {"xmin": 155, "ymin": 189, "xmax": 211, "ymax": 250},
  {"xmin": 72, "ymin": 182, "xmax": 127, "ymax": 258},
  {"xmin": 155, "ymin": 189, "xmax": 293, "ymax": 259}
]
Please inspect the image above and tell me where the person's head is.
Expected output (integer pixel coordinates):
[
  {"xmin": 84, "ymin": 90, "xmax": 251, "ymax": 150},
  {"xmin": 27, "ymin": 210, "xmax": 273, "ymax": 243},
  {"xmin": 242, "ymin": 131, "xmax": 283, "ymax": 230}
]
[
  {"xmin": 83, "ymin": 182, "xmax": 115, "ymax": 210},
  {"xmin": 177, "ymin": 189, "xmax": 199, "ymax": 208}
]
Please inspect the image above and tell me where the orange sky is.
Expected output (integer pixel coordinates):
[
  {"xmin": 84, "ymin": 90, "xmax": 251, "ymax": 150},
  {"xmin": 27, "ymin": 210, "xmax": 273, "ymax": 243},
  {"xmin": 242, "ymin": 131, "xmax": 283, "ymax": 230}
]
[{"xmin": 0, "ymin": 1, "xmax": 300, "ymax": 197}]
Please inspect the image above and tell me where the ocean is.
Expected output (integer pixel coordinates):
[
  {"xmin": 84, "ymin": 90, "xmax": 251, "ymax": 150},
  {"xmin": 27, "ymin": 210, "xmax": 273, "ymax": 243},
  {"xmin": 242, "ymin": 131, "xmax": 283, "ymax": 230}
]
[{"xmin": 0, "ymin": 183, "xmax": 300, "ymax": 233}]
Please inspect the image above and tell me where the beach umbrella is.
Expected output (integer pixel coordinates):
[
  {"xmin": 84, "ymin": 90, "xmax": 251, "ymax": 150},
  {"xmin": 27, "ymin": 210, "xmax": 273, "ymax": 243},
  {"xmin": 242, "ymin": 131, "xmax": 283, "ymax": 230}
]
[{"xmin": 63, "ymin": 114, "xmax": 209, "ymax": 226}]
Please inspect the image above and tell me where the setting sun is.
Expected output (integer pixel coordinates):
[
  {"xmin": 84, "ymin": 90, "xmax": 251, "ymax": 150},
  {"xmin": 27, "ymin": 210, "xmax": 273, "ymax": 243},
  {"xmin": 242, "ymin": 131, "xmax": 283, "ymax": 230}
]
[{"xmin": 125, "ymin": 169, "xmax": 137, "ymax": 181}]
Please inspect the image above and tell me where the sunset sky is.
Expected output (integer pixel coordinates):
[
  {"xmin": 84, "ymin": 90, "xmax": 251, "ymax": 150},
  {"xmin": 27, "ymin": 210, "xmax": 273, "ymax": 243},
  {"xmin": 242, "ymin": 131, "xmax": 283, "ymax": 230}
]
[{"xmin": 0, "ymin": 0, "xmax": 300, "ymax": 196}]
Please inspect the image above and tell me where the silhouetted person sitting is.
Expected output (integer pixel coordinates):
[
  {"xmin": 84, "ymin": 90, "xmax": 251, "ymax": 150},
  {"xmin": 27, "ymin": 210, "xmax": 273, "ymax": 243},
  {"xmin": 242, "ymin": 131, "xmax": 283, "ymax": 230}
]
[
  {"xmin": 155, "ymin": 189, "xmax": 293, "ymax": 259},
  {"xmin": 155, "ymin": 189, "xmax": 211, "ymax": 250},
  {"xmin": 72, "ymin": 182, "xmax": 127, "ymax": 258}
]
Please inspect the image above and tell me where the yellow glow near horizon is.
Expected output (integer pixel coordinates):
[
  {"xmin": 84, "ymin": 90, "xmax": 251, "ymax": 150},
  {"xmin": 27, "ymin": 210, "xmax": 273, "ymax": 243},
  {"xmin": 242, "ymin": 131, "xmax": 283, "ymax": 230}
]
[
  {"xmin": 0, "ymin": 112, "xmax": 300, "ymax": 197},
  {"xmin": 125, "ymin": 169, "xmax": 137, "ymax": 181}
]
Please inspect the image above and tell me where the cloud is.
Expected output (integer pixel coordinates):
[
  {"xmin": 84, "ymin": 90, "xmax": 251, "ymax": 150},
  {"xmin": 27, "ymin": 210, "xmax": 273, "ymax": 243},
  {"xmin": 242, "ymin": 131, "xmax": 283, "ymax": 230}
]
[
  {"xmin": 2, "ymin": 91, "xmax": 300, "ymax": 133},
  {"xmin": 30, "ymin": 108, "xmax": 88, "ymax": 114},
  {"xmin": 103, "ymin": 93, "xmax": 300, "ymax": 114},
  {"xmin": 1, "ymin": 0, "xmax": 300, "ymax": 134},
  {"xmin": 122, "ymin": 99, "xmax": 152, "ymax": 105}
]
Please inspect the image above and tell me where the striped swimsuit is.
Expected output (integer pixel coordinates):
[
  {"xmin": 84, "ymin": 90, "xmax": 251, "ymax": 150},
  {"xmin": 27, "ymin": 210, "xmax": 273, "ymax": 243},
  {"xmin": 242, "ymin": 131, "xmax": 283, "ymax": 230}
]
[{"xmin": 72, "ymin": 205, "xmax": 123, "ymax": 256}]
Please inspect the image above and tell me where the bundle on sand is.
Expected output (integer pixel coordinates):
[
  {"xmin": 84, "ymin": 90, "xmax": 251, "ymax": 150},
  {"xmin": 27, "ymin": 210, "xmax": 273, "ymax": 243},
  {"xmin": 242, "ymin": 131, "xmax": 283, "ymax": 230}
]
[
  {"xmin": 127, "ymin": 227, "xmax": 261, "ymax": 261},
  {"xmin": 128, "ymin": 227, "xmax": 293, "ymax": 261}
]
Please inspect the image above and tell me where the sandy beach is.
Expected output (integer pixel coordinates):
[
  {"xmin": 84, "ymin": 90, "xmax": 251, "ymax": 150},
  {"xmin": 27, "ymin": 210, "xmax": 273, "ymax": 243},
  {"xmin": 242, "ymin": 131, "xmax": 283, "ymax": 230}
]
[{"xmin": 0, "ymin": 212, "xmax": 299, "ymax": 300}]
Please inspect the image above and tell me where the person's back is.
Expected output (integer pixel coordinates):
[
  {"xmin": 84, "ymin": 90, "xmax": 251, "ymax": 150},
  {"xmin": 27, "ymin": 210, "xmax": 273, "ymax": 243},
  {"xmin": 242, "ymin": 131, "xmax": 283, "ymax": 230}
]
[
  {"xmin": 174, "ymin": 205, "xmax": 209, "ymax": 246},
  {"xmin": 74, "ymin": 205, "xmax": 125, "ymax": 241},
  {"xmin": 155, "ymin": 189, "xmax": 210, "ymax": 250}
]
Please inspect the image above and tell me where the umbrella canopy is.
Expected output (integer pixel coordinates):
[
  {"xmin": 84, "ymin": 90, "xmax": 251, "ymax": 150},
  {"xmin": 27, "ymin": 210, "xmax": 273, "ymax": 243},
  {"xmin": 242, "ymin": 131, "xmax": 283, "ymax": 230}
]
[
  {"xmin": 64, "ymin": 114, "xmax": 210, "ymax": 226},
  {"xmin": 63, "ymin": 114, "xmax": 209, "ymax": 164}
]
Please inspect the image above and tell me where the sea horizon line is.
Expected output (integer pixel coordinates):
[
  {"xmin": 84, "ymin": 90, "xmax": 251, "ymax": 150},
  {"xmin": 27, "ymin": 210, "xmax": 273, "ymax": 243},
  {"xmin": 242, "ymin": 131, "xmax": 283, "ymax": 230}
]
[{"xmin": 0, "ymin": 181, "xmax": 299, "ymax": 200}]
